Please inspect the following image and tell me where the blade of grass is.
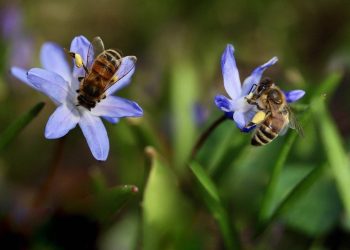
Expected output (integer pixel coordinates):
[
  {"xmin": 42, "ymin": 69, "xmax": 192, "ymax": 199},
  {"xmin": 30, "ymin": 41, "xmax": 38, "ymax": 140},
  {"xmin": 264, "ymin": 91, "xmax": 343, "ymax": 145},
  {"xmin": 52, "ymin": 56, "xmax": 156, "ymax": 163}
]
[
  {"xmin": 0, "ymin": 102, "xmax": 45, "ymax": 152},
  {"xmin": 190, "ymin": 161, "xmax": 240, "ymax": 250},
  {"xmin": 171, "ymin": 60, "xmax": 198, "ymax": 172},
  {"xmin": 256, "ymin": 164, "xmax": 325, "ymax": 236},
  {"xmin": 313, "ymin": 98, "xmax": 350, "ymax": 220},
  {"xmin": 258, "ymin": 130, "xmax": 298, "ymax": 222}
]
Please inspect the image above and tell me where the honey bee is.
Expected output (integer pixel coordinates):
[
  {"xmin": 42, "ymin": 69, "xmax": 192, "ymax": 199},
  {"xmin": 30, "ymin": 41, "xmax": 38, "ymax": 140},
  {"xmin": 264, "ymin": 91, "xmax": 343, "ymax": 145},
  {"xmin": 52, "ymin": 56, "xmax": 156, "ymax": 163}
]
[
  {"xmin": 68, "ymin": 37, "xmax": 136, "ymax": 110},
  {"xmin": 244, "ymin": 78, "xmax": 303, "ymax": 146}
]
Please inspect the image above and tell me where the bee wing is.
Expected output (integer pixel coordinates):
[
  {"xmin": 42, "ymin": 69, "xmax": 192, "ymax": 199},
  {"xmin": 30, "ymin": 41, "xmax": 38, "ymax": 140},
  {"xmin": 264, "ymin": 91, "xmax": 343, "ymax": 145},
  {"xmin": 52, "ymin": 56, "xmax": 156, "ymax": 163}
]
[
  {"xmin": 286, "ymin": 105, "xmax": 304, "ymax": 137},
  {"xmin": 104, "ymin": 56, "xmax": 137, "ymax": 95},
  {"xmin": 86, "ymin": 37, "xmax": 105, "ymax": 69}
]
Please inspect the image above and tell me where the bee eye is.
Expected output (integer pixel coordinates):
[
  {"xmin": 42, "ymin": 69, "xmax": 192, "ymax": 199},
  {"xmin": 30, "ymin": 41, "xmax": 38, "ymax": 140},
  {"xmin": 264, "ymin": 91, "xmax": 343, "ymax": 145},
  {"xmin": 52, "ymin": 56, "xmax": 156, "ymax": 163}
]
[{"xmin": 268, "ymin": 90, "xmax": 282, "ymax": 103}]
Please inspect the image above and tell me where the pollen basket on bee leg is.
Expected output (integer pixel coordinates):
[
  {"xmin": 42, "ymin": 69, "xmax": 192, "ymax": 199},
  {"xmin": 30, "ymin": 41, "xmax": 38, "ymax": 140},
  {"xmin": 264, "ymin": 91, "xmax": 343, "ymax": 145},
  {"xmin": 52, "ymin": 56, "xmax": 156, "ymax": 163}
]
[
  {"xmin": 74, "ymin": 53, "xmax": 84, "ymax": 68},
  {"xmin": 251, "ymin": 111, "xmax": 266, "ymax": 124}
]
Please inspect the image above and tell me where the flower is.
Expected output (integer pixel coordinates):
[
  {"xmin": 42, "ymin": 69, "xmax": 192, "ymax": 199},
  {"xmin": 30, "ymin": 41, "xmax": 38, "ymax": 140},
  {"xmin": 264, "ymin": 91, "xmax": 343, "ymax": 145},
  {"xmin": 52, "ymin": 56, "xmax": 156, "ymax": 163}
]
[
  {"xmin": 11, "ymin": 35, "xmax": 143, "ymax": 161},
  {"xmin": 215, "ymin": 44, "xmax": 305, "ymax": 132}
]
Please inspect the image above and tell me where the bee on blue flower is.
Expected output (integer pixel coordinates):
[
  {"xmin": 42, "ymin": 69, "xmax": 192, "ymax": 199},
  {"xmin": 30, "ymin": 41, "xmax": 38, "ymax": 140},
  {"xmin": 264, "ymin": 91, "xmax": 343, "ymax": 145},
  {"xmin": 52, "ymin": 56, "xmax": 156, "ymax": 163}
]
[
  {"xmin": 215, "ymin": 44, "xmax": 305, "ymax": 143},
  {"xmin": 11, "ymin": 35, "xmax": 143, "ymax": 161}
]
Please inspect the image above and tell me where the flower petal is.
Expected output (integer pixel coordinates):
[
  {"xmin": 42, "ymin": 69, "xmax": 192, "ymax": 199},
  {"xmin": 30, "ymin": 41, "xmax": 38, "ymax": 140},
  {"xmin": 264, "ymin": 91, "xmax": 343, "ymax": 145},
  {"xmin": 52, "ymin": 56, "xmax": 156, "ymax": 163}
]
[
  {"xmin": 10, "ymin": 67, "xmax": 39, "ymax": 90},
  {"xmin": 40, "ymin": 42, "xmax": 71, "ymax": 82},
  {"xmin": 79, "ymin": 111, "xmax": 109, "ymax": 161},
  {"xmin": 221, "ymin": 44, "xmax": 241, "ymax": 99},
  {"xmin": 45, "ymin": 104, "xmax": 80, "ymax": 139},
  {"xmin": 27, "ymin": 68, "xmax": 73, "ymax": 104},
  {"xmin": 233, "ymin": 111, "xmax": 246, "ymax": 129},
  {"xmin": 284, "ymin": 90, "xmax": 305, "ymax": 103},
  {"xmin": 233, "ymin": 108, "xmax": 257, "ymax": 132},
  {"xmin": 214, "ymin": 95, "xmax": 234, "ymax": 112},
  {"xmin": 102, "ymin": 117, "xmax": 120, "ymax": 124},
  {"xmin": 241, "ymin": 57, "xmax": 278, "ymax": 96},
  {"xmin": 70, "ymin": 35, "xmax": 92, "ymax": 79},
  {"xmin": 91, "ymin": 96, "xmax": 143, "ymax": 118},
  {"xmin": 105, "ymin": 56, "xmax": 136, "ymax": 95}
]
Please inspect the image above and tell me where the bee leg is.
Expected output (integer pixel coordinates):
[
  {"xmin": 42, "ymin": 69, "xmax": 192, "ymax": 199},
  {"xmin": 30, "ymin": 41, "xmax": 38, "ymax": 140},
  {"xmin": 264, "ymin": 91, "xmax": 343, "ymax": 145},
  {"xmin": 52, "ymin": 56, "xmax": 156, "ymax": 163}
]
[
  {"xmin": 78, "ymin": 77, "xmax": 84, "ymax": 82},
  {"xmin": 102, "ymin": 95, "xmax": 106, "ymax": 99},
  {"xmin": 111, "ymin": 75, "xmax": 118, "ymax": 83},
  {"xmin": 76, "ymin": 89, "xmax": 80, "ymax": 93},
  {"xmin": 64, "ymin": 49, "xmax": 89, "ymax": 74}
]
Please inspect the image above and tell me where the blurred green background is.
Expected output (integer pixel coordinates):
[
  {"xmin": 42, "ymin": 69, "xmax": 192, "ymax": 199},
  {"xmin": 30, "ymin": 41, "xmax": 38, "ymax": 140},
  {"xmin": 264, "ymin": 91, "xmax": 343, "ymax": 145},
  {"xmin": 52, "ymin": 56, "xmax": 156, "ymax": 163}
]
[{"xmin": 1, "ymin": 0, "xmax": 350, "ymax": 249}]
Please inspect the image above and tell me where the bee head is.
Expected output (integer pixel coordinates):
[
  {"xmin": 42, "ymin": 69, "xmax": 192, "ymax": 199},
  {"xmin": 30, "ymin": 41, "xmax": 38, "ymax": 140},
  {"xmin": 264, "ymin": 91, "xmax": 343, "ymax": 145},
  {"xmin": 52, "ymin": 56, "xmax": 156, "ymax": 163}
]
[
  {"xmin": 268, "ymin": 89, "xmax": 283, "ymax": 104},
  {"xmin": 257, "ymin": 77, "xmax": 273, "ymax": 94}
]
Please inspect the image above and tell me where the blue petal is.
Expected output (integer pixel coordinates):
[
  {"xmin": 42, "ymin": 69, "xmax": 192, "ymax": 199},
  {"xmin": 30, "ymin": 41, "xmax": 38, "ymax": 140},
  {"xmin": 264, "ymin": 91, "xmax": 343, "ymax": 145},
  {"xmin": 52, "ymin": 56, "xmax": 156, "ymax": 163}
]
[
  {"xmin": 10, "ymin": 67, "xmax": 38, "ymax": 90},
  {"xmin": 284, "ymin": 90, "xmax": 305, "ymax": 103},
  {"xmin": 233, "ymin": 108, "xmax": 257, "ymax": 132},
  {"xmin": 40, "ymin": 42, "xmax": 71, "ymax": 82},
  {"xmin": 221, "ymin": 44, "xmax": 241, "ymax": 99},
  {"xmin": 91, "ymin": 96, "xmax": 143, "ymax": 118},
  {"xmin": 102, "ymin": 117, "xmax": 120, "ymax": 124},
  {"xmin": 105, "ymin": 56, "xmax": 136, "ymax": 95},
  {"xmin": 241, "ymin": 57, "xmax": 278, "ymax": 96},
  {"xmin": 45, "ymin": 104, "xmax": 79, "ymax": 139},
  {"xmin": 233, "ymin": 111, "xmax": 246, "ymax": 129},
  {"xmin": 79, "ymin": 111, "xmax": 109, "ymax": 161},
  {"xmin": 225, "ymin": 111, "xmax": 234, "ymax": 120},
  {"xmin": 27, "ymin": 68, "xmax": 73, "ymax": 104},
  {"xmin": 69, "ymin": 35, "xmax": 92, "ymax": 79},
  {"xmin": 214, "ymin": 95, "xmax": 234, "ymax": 112}
]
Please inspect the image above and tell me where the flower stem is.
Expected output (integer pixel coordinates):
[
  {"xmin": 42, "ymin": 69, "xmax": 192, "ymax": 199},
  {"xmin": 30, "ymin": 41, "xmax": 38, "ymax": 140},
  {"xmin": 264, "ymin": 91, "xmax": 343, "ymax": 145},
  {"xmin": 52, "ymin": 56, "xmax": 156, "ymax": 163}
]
[
  {"xmin": 190, "ymin": 114, "xmax": 228, "ymax": 160},
  {"xmin": 33, "ymin": 137, "xmax": 66, "ymax": 207}
]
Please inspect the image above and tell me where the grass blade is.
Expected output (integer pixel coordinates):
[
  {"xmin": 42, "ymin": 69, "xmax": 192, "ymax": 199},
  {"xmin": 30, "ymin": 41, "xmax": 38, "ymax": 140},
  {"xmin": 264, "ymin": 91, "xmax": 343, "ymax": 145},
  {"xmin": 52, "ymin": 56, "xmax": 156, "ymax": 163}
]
[
  {"xmin": 313, "ymin": 98, "xmax": 350, "ymax": 219},
  {"xmin": 190, "ymin": 161, "xmax": 239, "ymax": 250},
  {"xmin": 258, "ymin": 131, "xmax": 298, "ymax": 222},
  {"xmin": 0, "ymin": 102, "xmax": 45, "ymax": 152},
  {"xmin": 257, "ymin": 165, "xmax": 325, "ymax": 235}
]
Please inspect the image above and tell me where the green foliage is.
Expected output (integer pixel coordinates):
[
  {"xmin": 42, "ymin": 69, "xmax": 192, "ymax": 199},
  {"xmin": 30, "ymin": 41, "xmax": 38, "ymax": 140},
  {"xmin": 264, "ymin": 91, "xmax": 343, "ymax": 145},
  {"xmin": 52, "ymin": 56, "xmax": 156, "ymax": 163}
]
[
  {"xmin": 143, "ymin": 147, "xmax": 192, "ymax": 250},
  {"xmin": 171, "ymin": 59, "xmax": 199, "ymax": 171},
  {"xmin": 0, "ymin": 102, "xmax": 45, "ymax": 152},
  {"xmin": 190, "ymin": 161, "xmax": 239, "ymax": 250}
]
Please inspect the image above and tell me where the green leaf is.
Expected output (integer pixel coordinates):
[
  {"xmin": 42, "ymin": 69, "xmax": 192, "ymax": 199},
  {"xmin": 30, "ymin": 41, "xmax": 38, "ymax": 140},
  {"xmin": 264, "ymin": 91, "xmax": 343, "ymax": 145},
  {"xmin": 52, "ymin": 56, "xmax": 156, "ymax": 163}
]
[
  {"xmin": 280, "ymin": 166, "xmax": 341, "ymax": 236},
  {"xmin": 170, "ymin": 60, "xmax": 198, "ymax": 171},
  {"xmin": 0, "ymin": 102, "xmax": 45, "ymax": 152},
  {"xmin": 259, "ymin": 130, "xmax": 298, "ymax": 222},
  {"xmin": 257, "ymin": 164, "xmax": 340, "ymax": 236},
  {"xmin": 190, "ymin": 161, "xmax": 239, "ymax": 250},
  {"xmin": 313, "ymin": 98, "xmax": 350, "ymax": 220},
  {"xmin": 143, "ymin": 147, "xmax": 191, "ymax": 250}
]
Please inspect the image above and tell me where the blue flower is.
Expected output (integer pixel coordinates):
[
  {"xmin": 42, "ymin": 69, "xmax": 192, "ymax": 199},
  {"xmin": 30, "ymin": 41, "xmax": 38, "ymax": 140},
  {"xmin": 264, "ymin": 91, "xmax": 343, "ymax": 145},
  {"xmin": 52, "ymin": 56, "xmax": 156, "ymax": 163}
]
[
  {"xmin": 11, "ymin": 35, "xmax": 143, "ymax": 161},
  {"xmin": 215, "ymin": 44, "xmax": 305, "ymax": 132}
]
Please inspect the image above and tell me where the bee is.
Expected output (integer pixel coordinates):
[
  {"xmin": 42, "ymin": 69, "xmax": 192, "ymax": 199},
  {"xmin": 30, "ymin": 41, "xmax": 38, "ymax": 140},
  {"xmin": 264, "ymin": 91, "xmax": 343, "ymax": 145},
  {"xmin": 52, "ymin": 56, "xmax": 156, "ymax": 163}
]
[
  {"xmin": 244, "ymin": 77, "xmax": 303, "ymax": 146},
  {"xmin": 68, "ymin": 37, "xmax": 136, "ymax": 110}
]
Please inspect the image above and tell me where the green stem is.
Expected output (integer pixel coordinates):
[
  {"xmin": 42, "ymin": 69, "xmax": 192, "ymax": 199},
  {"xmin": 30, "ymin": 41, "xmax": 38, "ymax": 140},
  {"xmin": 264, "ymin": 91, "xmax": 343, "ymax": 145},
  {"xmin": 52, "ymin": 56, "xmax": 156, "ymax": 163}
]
[{"xmin": 190, "ymin": 114, "xmax": 227, "ymax": 160}]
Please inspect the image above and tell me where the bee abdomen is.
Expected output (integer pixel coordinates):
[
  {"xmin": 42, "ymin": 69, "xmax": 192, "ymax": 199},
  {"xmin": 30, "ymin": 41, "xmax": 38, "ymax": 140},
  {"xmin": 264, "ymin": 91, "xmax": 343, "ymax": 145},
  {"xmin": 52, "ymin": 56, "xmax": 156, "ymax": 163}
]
[{"xmin": 251, "ymin": 124, "xmax": 277, "ymax": 146}]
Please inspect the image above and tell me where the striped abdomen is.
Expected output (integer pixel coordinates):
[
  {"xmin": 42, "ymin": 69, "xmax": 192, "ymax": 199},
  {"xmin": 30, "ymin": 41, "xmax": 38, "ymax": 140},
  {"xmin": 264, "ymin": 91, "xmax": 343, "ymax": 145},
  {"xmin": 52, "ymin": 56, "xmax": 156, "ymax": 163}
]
[
  {"xmin": 91, "ymin": 49, "xmax": 122, "ymax": 80},
  {"xmin": 251, "ymin": 118, "xmax": 279, "ymax": 146}
]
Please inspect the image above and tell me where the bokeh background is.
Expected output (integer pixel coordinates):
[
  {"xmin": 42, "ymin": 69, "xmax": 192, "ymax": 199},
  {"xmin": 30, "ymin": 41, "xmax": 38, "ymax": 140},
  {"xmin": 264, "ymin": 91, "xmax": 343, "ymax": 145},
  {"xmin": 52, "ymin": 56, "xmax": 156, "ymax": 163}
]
[{"xmin": 1, "ymin": 0, "xmax": 350, "ymax": 249}]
